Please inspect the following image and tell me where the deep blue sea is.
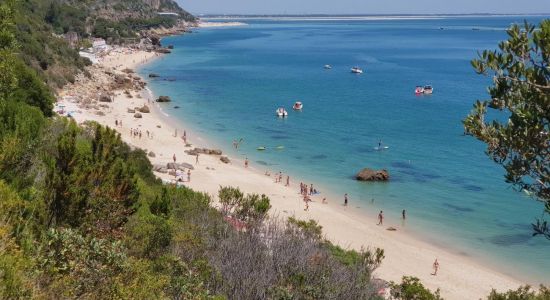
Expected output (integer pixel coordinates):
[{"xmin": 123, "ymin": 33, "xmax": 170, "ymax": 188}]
[{"xmin": 139, "ymin": 16, "xmax": 550, "ymax": 282}]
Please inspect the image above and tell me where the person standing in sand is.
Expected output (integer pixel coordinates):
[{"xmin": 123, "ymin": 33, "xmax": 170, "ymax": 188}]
[
  {"xmin": 195, "ymin": 153, "xmax": 199, "ymax": 165},
  {"xmin": 245, "ymin": 157, "xmax": 249, "ymax": 168},
  {"xmin": 432, "ymin": 259, "xmax": 439, "ymax": 276},
  {"xmin": 286, "ymin": 175, "xmax": 289, "ymax": 186},
  {"xmin": 173, "ymin": 154, "xmax": 176, "ymax": 163},
  {"xmin": 344, "ymin": 193, "xmax": 348, "ymax": 206},
  {"xmin": 402, "ymin": 209, "xmax": 406, "ymax": 220},
  {"xmin": 187, "ymin": 169, "xmax": 191, "ymax": 182},
  {"xmin": 377, "ymin": 211, "xmax": 384, "ymax": 225}
]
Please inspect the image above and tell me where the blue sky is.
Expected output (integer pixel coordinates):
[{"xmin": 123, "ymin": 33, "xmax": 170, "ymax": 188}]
[{"xmin": 178, "ymin": 0, "xmax": 550, "ymax": 15}]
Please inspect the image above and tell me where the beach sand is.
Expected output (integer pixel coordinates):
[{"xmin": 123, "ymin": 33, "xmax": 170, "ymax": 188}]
[{"xmin": 57, "ymin": 47, "xmax": 523, "ymax": 300}]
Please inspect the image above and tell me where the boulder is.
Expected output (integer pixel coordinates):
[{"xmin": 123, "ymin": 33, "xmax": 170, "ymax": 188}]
[
  {"xmin": 138, "ymin": 105, "xmax": 150, "ymax": 113},
  {"xmin": 175, "ymin": 162, "xmax": 194, "ymax": 170},
  {"xmin": 167, "ymin": 44, "xmax": 174, "ymax": 49},
  {"xmin": 98, "ymin": 93, "xmax": 112, "ymax": 102},
  {"xmin": 134, "ymin": 112, "xmax": 142, "ymax": 118},
  {"xmin": 122, "ymin": 68, "xmax": 134, "ymax": 74},
  {"xmin": 127, "ymin": 108, "xmax": 135, "ymax": 113},
  {"xmin": 355, "ymin": 168, "xmax": 389, "ymax": 181},
  {"xmin": 220, "ymin": 156, "xmax": 230, "ymax": 164},
  {"xmin": 114, "ymin": 74, "xmax": 131, "ymax": 85},
  {"xmin": 148, "ymin": 151, "xmax": 156, "ymax": 158},
  {"xmin": 167, "ymin": 162, "xmax": 177, "ymax": 170},
  {"xmin": 185, "ymin": 148, "xmax": 223, "ymax": 156},
  {"xmin": 153, "ymin": 164, "xmax": 168, "ymax": 174},
  {"xmin": 156, "ymin": 95, "xmax": 171, "ymax": 102},
  {"xmin": 149, "ymin": 73, "xmax": 160, "ymax": 78}
]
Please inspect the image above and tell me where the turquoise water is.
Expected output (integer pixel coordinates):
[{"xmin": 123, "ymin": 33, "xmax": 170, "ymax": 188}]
[{"xmin": 140, "ymin": 16, "xmax": 550, "ymax": 282}]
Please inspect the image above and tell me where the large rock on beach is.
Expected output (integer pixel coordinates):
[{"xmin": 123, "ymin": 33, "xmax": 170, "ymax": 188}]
[
  {"xmin": 156, "ymin": 96, "xmax": 171, "ymax": 102},
  {"xmin": 220, "ymin": 156, "xmax": 230, "ymax": 164},
  {"xmin": 178, "ymin": 162, "xmax": 194, "ymax": 170},
  {"xmin": 133, "ymin": 112, "xmax": 142, "ymax": 118},
  {"xmin": 98, "ymin": 93, "xmax": 112, "ymax": 102},
  {"xmin": 356, "ymin": 168, "xmax": 389, "ymax": 181},
  {"xmin": 127, "ymin": 108, "xmax": 135, "ymax": 113},
  {"xmin": 185, "ymin": 148, "xmax": 223, "ymax": 156},
  {"xmin": 138, "ymin": 105, "xmax": 150, "ymax": 113}
]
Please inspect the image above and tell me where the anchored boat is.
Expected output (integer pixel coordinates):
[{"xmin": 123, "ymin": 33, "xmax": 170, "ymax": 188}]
[
  {"xmin": 351, "ymin": 66, "xmax": 363, "ymax": 74},
  {"xmin": 276, "ymin": 107, "xmax": 288, "ymax": 118}
]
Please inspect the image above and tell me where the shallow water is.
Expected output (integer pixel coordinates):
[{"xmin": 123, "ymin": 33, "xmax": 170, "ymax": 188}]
[{"xmin": 140, "ymin": 16, "xmax": 550, "ymax": 282}]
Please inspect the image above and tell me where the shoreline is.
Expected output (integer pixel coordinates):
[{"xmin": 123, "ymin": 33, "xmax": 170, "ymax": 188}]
[{"xmin": 57, "ymin": 45, "xmax": 525, "ymax": 299}]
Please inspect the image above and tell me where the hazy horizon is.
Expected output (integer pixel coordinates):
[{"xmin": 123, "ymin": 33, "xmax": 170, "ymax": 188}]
[{"xmin": 177, "ymin": 0, "xmax": 550, "ymax": 15}]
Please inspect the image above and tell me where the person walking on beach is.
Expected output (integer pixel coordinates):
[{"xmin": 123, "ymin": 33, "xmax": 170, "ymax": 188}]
[
  {"xmin": 115, "ymin": 120, "xmax": 118, "ymax": 127},
  {"xmin": 377, "ymin": 211, "xmax": 384, "ymax": 225},
  {"xmin": 195, "ymin": 153, "xmax": 199, "ymax": 165},
  {"xmin": 309, "ymin": 184, "xmax": 313, "ymax": 195},
  {"xmin": 245, "ymin": 157, "xmax": 249, "ymax": 168},
  {"xmin": 344, "ymin": 193, "xmax": 348, "ymax": 206},
  {"xmin": 187, "ymin": 169, "xmax": 191, "ymax": 182},
  {"xmin": 174, "ymin": 129, "xmax": 178, "ymax": 137},
  {"xmin": 432, "ymin": 259, "xmax": 439, "ymax": 276},
  {"xmin": 286, "ymin": 175, "xmax": 289, "ymax": 186},
  {"xmin": 402, "ymin": 209, "xmax": 406, "ymax": 220},
  {"xmin": 173, "ymin": 154, "xmax": 176, "ymax": 164}
]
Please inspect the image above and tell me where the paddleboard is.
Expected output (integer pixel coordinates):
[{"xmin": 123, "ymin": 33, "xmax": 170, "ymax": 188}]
[{"xmin": 374, "ymin": 146, "xmax": 389, "ymax": 151}]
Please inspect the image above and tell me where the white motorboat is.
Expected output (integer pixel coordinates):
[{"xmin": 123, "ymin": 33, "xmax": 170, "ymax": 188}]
[
  {"xmin": 293, "ymin": 101, "xmax": 303, "ymax": 110},
  {"xmin": 414, "ymin": 86, "xmax": 425, "ymax": 94},
  {"xmin": 324, "ymin": 64, "xmax": 332, "ymax": 69},
  {"xmin": 276, "ymin": 107, "xmax": 288, "ymax": 117},
  {"xmin": 423, "ymin": 85, "xmax": 433, "ymax": 94},
  {"xmin": 351, "ymin": 66, "xmax": 363, "ymax": 74}
]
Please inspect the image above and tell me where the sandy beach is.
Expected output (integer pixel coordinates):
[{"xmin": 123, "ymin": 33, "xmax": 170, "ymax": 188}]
[{"xmin": 56, "ymin": 46, "xmax": 523, "ymax": 299}]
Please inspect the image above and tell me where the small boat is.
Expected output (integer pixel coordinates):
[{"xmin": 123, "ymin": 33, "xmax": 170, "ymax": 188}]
[
  {"xmin": 351, "ymin": 67, "xmax": 363, "ymax": 74},
  {"xmin": 293, "ymin": 101, "xmax": 303, "ymax": 110},
  {"xmin": 276, "ymin": 107, "xmax": 288, "ymax": 118},
  {"xmin": 257, "ymin": 146, "xmax": 266, "ymax": 151},
  {"xmin": 324, "ymin": 64, "xmax": 332, "ymax": 69},
  {"xmin": 423, "ymin": 85, "xmax": 433, "ymax": 94},
  {"xmin": 414, "ymin": 86, "xmax": 425, "ymax": 94}
]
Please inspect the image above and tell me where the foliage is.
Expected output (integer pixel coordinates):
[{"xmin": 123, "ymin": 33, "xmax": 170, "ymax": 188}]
[
  {"xmin": 464, "ymin": 20, "xmax": 550, "ymax": 239},
  {"xmin": 487, "ymin": 285, "xmax": 550, "ymax": 300},
  {"xmin": 0, "ymin": 0, "xmax": 18, "ymax": 99},
  {"xmin": 218, "ymin": 186, "xmax": 271, "ymax": 224},
  {"xmin": 390, "ymin": 276, "xmax": 443, "ymax": 300}
]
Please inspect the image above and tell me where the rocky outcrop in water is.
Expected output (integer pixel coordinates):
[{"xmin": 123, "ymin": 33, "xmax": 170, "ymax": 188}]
[
  {"xmin": 156, "ymin": 95, "xmax": 171, "ymax": 102},
  {"xmin": 356, "ymin": 168, "xmax": 389, "ymax": 181}
]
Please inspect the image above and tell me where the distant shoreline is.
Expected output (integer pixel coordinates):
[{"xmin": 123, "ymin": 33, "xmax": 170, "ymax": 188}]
[{"xmin": 200, "ymin": 13, "xmax": 550, "ymax": 21}]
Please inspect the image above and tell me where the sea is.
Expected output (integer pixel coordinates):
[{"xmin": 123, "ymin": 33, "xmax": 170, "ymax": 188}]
[{"xmin": 139, "ymin": 15, "xmax": 550, "ymax": 283}]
